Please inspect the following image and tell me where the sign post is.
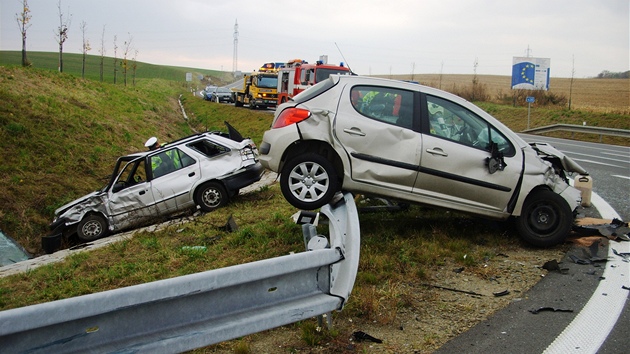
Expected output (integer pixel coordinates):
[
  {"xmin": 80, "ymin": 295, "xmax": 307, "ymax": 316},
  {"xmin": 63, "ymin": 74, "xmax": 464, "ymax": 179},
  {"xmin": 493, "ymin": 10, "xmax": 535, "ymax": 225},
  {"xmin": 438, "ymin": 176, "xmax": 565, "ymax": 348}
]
[{"xmin": 526, "ymin": 96, "xmax": 535, "ymax": 129}]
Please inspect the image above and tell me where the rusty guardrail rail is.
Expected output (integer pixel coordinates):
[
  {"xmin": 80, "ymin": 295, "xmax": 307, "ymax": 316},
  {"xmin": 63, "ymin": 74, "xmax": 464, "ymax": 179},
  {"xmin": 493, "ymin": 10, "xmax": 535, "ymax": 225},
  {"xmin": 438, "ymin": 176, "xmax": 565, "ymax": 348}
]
[
  {"xmin": 0, "ymin": 192, "xmax": 360, "ymax": 353},
  {"xmin": 522, "ymin": 124, "xmax": 630, "ymax": 141}
]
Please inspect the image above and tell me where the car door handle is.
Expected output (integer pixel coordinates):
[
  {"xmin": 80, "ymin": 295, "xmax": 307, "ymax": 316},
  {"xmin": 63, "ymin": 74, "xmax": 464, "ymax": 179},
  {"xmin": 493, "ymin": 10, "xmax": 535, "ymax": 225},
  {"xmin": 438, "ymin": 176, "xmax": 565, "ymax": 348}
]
[
  {"xmin": 343, "ymin": 127, "xmax": 366, "ymax": 137},
  {"xmin": 188, "ymin": 172, "xmax": 196, "ymax": 177},
  {"xmin": 139, "ymin": 190, "xmax": 146, "ymax": 195},
  {"xmin": 426, "ymin": 148, "xmax": 448, "ymax": 157}
]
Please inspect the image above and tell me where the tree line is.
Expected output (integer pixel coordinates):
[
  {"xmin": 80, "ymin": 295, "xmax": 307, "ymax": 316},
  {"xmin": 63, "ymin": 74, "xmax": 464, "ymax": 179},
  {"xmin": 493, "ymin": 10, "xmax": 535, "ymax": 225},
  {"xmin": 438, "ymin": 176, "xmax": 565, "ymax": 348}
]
[
  {"xmin": 596, "ymin": 70, "xmax": 630, "ymax": 79},
  {"xmin": 15, "ymin": 0, "xmax": 138, "ymax": 86}
]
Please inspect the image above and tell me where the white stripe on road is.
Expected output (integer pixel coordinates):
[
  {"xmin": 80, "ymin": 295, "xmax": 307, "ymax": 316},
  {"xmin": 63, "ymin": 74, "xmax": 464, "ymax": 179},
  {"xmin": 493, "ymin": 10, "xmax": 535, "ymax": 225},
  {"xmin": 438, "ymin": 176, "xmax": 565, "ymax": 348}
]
[
  {"xmin": 543, "ymin": 192, "xmax": 628, "ymax": 354},
  {"xmin": 572, "ymin": 158, "xmax": 623, "ymax": 168},
  {"xmin": 612, "ymin": 175, "xmax": 630, "ymax": 180}
]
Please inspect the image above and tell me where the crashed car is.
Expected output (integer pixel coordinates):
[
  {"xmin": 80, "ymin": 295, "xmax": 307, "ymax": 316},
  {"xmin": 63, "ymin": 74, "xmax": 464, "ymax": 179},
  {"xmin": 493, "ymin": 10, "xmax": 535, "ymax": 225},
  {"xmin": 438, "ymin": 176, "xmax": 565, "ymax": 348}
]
[
  {"xmin": 259, "ymin": 75, "xmax": 587, "ymax": 247},
  {"xmin": 49, "ymin": 122, "xmax": 262, "ymax": 242}
]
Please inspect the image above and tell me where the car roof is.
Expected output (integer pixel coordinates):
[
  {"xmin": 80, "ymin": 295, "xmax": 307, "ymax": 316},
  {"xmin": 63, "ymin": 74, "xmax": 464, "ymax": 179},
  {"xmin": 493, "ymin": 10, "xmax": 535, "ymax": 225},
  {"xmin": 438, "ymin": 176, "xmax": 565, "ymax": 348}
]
[
  {"xmin": 119, "ymin": 130, "xmax": 244, "ymax": 161},
  {"xmin": 325, "ymin": 75, "xmax": 530, "ymax": 150}
]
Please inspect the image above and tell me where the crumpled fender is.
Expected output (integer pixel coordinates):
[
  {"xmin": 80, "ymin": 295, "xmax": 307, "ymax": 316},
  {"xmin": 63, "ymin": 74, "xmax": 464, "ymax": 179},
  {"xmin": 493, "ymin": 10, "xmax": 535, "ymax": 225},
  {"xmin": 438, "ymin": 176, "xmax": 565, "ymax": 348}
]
[
  {"xmin": 511, "ymin": 147, "xmax": 582, "ymax": 216},
  {"xmin": 54, "ymin": 192, "xmax": 108, "ymax": 229},
  {"xmin": 530, "ymin": 142, "xmax": 588, "ymax": 174}
]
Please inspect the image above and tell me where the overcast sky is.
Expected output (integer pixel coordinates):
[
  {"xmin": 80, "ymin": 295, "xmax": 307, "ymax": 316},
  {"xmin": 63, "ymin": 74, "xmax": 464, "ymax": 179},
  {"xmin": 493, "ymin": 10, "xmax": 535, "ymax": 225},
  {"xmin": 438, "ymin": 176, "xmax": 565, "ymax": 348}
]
[{"xmin": 1, "ymin": 0, "xmax": 628, "ymax": 78}]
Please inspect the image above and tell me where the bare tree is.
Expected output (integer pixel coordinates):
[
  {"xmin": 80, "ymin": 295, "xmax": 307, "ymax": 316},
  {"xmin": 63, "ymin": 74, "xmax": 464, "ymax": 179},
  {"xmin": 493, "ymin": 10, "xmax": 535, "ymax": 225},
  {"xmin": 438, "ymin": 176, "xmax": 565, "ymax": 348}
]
[
  {"xmin": 471, "ymin": 57, "xmax": 479, "ymax": 101},
  {"xmin": 113, "ymin": 34, "xmax": 118, "ymax": 84},
  {"xmin": 569, "ymin": 55, "xmax": 575, "ymax": 110},
  {"xmin": 121, "ymin": 33, "xmax": 133, "ymax": 86},
  {"xmin": 98, "ymin": 25, "xmax": 106, "ymax": 82},
  {"xmin": 132, "ymin": 49, "xmax": 139, "ymax": 87},
  {"xmin": 15, "ymin": 0, "xmax": 32, "ymax": 67},
  {"xmin": 80, "ymin": 21, "xmax": 91, "ymax": 78},
  {"xmin": 54, "ymin": 0, "xmax": 71, "ymax": 72}
]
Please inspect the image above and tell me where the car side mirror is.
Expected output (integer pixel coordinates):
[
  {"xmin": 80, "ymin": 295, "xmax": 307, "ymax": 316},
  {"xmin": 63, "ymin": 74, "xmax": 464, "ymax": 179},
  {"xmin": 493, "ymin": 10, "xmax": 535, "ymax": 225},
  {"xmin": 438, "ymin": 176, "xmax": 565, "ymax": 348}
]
[
  {"xmin": 485, "ymin": 142, "xmax": 506, "ymax": 174},
  {"xmin": 112, "ymin": 182, "xmax": 126, "ymax": 193}
]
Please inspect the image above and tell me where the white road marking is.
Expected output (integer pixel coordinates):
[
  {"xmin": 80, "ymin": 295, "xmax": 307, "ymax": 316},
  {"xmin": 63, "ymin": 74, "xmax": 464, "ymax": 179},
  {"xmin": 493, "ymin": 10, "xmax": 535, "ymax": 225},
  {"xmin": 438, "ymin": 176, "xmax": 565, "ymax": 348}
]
[
  {"xmin": 612, "ymin": 175, "xmax": 630, "ymax": 180},
  {"xmin": 572, "ymin": 158, "xmax": 623, "ymax": 168},
  {"xmin": 543, "ymin": 192, "xmax": 628, "ymax": 354}
]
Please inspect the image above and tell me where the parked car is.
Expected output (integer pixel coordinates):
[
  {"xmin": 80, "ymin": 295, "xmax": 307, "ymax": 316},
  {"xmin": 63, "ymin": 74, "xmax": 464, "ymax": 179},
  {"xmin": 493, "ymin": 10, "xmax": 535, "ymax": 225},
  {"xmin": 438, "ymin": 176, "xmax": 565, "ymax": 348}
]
[
  {"xmin": 259, "ymin": 75, "xmax": 587, "ymax": 247},
  {"xmin": 202, "ymin": 85, "xmax": 218, "ymax": 100},
  {"xmin": 206, "ymin": 87, "xmax": 235, "ymax": 103},
  {"xmin": 49, "ymin": 122, "xmax": 262, "ymax": 242}
]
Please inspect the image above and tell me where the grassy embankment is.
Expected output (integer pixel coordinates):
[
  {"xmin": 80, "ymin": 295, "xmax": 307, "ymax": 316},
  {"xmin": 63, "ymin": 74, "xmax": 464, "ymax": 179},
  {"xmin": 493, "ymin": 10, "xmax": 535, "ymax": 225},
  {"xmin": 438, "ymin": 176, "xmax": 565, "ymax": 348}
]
[{"xmin": 0, "ymin": 51, "xmax": 628, "ymax": 351}]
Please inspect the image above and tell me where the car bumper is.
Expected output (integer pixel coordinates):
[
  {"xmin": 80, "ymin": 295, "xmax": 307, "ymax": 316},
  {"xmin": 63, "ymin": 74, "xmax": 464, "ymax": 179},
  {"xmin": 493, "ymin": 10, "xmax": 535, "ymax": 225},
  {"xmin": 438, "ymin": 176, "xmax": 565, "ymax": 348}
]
[
  {"xmin": 48, "ymin": 217, "xmax": 78, "ymax": 237},
  {"xmin": 259, "ymin": 125, "xmax": 300, "ymax": 172},
  {"xmin": 254, "ymin": 99, "xmax": 277, "ymax": 107},
  {"xmin": 223, "ymin": 162, "xmax": 264, "ymax": 191}
]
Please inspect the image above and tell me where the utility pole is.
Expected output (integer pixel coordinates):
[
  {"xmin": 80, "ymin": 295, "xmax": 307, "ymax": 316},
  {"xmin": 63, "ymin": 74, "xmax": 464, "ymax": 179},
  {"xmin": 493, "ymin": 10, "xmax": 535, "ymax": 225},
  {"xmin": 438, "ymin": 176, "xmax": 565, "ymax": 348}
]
[{"xmin": 232, "ymin": 19, "xmax": 238, "ymax": 74}]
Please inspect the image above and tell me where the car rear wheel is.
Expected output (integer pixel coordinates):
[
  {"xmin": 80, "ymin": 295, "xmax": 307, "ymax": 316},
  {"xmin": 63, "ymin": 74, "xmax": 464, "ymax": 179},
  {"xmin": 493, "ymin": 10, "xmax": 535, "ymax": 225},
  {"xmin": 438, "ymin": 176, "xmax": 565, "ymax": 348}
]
[
  {"xmin": 280, "ymin": 153, "xmax": 339, "ymax": 210},
  {"xmin": 77, "ymin": 214, "xmax": 109, "ymax": 241},
  {"xmin": 515, "ymin": 189, "xmax": 573, "ymax": 247},
  {"xmin": 196, "ymin": 182, "xmax": 229, "ymax": 212}
]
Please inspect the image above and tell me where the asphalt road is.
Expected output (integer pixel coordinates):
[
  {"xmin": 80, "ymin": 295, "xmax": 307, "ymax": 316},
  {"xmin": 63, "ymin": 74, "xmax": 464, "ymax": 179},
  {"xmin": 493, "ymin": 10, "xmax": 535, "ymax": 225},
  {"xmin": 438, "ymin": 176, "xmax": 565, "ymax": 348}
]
[{"xmin": 435, "ymin": 136, "xmax": 630, "ymax": 354}]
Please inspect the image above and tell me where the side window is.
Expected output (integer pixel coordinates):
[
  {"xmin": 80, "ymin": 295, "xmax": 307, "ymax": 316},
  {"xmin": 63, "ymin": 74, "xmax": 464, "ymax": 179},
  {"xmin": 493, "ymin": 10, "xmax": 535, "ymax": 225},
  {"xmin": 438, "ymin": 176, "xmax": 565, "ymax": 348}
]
[
  {"xmin": 350, "ymin": 86, "xmax": 414, "ymax": 129},
  {"xmin": 114, "ymin": 160, "xmax": 146, "ymax": 192},
  {"xmin": 150, "ymin": 148, "xmax": 195, "ymax": 179},
  {"xmin": 425, "ymin": 95, "xmax": 515, "ymax": 156},
  {"xmin": 188, "ymin": 139, "xmax": 229, "ymax": 158}
]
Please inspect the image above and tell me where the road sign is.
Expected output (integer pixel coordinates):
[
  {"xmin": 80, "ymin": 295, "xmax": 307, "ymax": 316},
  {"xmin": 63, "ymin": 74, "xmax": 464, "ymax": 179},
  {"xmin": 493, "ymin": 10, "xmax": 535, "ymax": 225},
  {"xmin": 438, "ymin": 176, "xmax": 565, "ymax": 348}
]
[{"xmin": 526, "ymin": 96, "xmax": 535, "ymax": 103}]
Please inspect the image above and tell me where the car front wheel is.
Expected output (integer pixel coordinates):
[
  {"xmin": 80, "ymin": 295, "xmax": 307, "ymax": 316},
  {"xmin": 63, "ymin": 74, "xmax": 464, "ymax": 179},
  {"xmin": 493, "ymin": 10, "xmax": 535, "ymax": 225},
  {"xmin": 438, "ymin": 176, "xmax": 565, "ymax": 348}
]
[
  {"xmin": 196, "ymin": 182, "xmax": 228, "ymax": 212},
  {"xmin": 77, "ymin": 214, "xmax": 109, "ymax": 241},
  {"xmin": 280, "ymin": 153, "xmax": 339, "ymax": 210},
  {"xmin": 515, "ymin": 189, "xmax": 573, "ymax": 247}
]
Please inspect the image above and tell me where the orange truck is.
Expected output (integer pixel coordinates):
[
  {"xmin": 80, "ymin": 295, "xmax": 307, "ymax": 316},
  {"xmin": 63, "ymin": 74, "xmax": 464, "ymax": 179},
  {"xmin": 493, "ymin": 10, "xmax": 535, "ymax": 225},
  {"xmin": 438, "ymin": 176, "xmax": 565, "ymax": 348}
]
[{"xmin": 277, "ymin": 56, "xmax": 352, "ymax": 105}]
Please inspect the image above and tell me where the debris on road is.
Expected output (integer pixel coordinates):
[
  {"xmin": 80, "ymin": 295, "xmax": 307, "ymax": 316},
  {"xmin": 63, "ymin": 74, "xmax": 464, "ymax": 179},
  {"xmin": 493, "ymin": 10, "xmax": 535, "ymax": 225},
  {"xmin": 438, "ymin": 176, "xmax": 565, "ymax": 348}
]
[
  {"xmin": 352, "ymin": 331, "xmax": 383, "ymax": 343},
  {"xmin": 573, "ymin": 218, "xmax": 630, "ymax": 241},
  {"xmin": 528, "ymin": 307, "xmax": 574, "ymax": 315}
]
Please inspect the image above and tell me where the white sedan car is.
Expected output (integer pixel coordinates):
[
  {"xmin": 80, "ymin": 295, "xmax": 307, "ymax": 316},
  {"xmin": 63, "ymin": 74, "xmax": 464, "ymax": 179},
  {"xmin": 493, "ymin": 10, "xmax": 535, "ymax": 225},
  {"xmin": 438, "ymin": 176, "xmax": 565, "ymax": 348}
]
[
  {"xmin": 259, "ymin": 75, "xmax": 587, "ymax": 247},
  {"xmin": 49, "ymin": 123, "xmax": 262, "ymax": 243}
]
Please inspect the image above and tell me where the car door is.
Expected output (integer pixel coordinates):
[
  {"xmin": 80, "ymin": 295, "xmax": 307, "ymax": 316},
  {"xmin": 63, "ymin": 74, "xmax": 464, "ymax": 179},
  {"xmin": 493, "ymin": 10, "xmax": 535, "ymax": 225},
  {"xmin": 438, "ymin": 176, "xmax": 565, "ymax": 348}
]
[
  {"xmin": 334, "ymin": 84, "xmax": 421, "ymax": 192},
  {"xmin": 414, "ymin": 93, "xmax": 523, "ymax": 217},
  {"xmin": 148, "ymin": 147, "xmax": 200, "ymax": 214},
  {"xmin": 107, "ymin": 158, "xmax": 158, "ymax": 230}
]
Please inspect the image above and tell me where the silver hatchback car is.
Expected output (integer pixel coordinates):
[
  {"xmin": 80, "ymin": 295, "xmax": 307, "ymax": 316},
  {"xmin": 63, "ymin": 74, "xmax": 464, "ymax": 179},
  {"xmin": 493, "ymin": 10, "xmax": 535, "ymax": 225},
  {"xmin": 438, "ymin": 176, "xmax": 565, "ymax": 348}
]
[
  {"xmin": 259, "ymin": 75, "xmax": 587, "ymax": 247},
  {"xmin": 49, "ymin": 123, "xmax": 262, "ymax": 243}
]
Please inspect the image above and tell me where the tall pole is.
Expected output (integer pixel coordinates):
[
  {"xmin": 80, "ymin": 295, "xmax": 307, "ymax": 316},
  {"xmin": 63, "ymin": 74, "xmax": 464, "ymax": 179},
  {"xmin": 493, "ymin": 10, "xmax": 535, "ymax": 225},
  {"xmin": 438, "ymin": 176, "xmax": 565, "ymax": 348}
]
[{"xmin": 232, "ymin": 19, "xmax": 238, "ymax": 73}]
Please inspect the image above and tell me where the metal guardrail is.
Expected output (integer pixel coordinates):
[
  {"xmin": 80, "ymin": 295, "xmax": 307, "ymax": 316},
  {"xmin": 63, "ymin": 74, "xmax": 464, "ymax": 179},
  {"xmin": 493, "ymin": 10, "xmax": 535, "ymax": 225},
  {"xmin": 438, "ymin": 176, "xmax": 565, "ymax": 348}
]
[
  {"xmin": 522, "ymin": 124, "xmax": 630, "ymax": 140},
  {"xmin": 0, "ymin": 192, "xmax": 360, "ymax": 353}
]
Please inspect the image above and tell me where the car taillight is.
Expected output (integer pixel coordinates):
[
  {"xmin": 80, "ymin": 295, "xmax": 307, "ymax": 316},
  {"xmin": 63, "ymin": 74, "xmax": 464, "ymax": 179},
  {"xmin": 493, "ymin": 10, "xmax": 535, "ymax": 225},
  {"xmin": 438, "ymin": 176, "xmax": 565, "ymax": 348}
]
[
  {"xmin": 272, "ymin": 108, "xmax": 311, "ymax": 129},
  {"xmin": 240, "ymin": 145, "xmax": 258, "ymax": 161}
]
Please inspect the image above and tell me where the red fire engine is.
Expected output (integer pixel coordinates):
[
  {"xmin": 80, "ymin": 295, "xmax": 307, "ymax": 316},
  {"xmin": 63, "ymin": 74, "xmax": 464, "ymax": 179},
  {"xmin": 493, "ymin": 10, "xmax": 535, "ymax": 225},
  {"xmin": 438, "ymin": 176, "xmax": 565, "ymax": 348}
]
[{"xmin": 277, "ymin": 57, "xmax": 352, "ymax": 105}]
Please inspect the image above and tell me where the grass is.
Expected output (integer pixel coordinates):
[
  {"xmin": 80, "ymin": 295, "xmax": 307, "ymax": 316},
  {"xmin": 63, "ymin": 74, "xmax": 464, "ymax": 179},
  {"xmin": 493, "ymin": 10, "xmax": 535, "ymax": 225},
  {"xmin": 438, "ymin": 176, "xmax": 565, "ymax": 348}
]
[{"xmin": 0, "ymin": 50, "xmax": 233, "ymax": 86}]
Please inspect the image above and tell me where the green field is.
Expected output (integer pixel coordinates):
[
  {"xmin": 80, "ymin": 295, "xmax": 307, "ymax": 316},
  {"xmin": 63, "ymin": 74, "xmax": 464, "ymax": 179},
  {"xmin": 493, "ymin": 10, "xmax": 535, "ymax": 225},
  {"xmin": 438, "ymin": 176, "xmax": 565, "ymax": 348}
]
[{"xmin": 0, "ymin": 50, "xmax": 231, "ymax": 85}]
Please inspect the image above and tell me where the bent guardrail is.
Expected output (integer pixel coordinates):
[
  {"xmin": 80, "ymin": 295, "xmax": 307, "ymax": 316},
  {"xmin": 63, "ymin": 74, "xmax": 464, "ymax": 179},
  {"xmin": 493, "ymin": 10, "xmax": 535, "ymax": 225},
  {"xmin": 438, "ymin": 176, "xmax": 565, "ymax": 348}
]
[{"xmin": 0, "ymin": 192, "xmax": 360, "ymax": 353}]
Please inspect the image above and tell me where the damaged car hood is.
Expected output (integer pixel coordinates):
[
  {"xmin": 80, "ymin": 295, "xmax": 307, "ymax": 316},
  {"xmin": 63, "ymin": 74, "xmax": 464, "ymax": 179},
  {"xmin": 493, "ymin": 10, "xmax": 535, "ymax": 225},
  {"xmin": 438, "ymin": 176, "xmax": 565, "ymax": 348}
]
[
  {"xmin": 530, "ymin": 142, "xmax": 588, "ymax": 174},
  {"xmin": 54, "ymin": 190, "xmax": 103, "ymax": 216}
]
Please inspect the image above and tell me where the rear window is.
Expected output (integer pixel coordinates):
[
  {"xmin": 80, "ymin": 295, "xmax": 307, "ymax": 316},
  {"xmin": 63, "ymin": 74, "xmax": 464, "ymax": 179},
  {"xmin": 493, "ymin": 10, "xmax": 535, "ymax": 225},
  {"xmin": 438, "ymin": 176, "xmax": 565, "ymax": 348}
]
[
  {"xmin": 292, "ymin": 76, "xmax": 337, "ymax": 103},
  {"xmin": 188, "ymin": 139, "xmax": 229, "ymax": 158}
]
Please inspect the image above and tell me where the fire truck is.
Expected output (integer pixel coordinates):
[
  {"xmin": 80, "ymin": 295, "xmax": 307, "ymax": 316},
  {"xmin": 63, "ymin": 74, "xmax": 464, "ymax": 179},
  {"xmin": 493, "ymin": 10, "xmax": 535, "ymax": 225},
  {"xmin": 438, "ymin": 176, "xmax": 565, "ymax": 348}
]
[
  {"xmin": 231, "ymin": 63, "xmax": 279, "ymax": 109},
  {"xmin": 277, "ymin": 56, "xmax": 352, "ymax": 105}
]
